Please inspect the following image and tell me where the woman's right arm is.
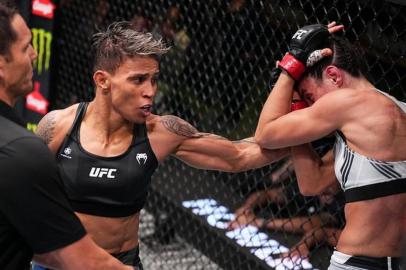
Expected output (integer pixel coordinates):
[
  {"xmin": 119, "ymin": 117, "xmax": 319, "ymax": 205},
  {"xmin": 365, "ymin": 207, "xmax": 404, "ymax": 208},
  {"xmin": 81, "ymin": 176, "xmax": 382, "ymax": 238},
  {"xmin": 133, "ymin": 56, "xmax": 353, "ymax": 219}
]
[{"xmin": 291, "ymin": 146, "xmax": 337, "ymax": 196}]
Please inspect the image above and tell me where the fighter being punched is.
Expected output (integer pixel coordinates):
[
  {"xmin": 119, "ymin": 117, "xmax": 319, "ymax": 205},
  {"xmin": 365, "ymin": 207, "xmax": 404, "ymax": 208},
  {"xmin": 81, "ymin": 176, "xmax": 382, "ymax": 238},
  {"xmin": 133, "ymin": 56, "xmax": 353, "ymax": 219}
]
[{"xmin": 256, "ymin": 22, "xmax": 406, "ymax": 269}]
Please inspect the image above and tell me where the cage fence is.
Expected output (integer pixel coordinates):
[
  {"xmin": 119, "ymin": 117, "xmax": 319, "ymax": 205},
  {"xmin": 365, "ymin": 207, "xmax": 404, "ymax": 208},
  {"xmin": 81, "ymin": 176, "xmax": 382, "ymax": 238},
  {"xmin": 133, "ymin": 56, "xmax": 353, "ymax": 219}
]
[{"xmin": 51, "ymin": 0, "xmax": 405, "ymax": 269}]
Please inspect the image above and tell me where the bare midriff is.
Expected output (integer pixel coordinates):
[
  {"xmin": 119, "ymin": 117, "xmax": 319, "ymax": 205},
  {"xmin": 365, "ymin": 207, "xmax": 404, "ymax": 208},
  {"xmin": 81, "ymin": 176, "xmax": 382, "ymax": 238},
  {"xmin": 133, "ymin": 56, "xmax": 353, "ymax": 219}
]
[
  {"xmin": 337, "ymin": 193, "xmax": 406, "ymax": 257},
  {"xmin": 76, "ymin": 211, "xmax": 140, "ymax": 254}
]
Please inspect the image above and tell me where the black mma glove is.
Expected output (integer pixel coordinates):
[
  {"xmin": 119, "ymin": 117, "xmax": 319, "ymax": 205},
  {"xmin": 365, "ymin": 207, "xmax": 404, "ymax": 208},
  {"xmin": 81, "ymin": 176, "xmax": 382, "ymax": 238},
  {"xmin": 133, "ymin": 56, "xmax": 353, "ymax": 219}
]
[{"xmin": 278, "ymin": 24, "xmax": 329, "ymax": 80}]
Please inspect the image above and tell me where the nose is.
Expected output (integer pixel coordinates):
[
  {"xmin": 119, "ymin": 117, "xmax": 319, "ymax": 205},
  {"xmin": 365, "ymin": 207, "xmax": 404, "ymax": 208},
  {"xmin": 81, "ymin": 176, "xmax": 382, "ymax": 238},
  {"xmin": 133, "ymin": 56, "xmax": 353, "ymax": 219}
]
[
  {"xmin": 30, "ymin": 44, "xmax": 38, "ymax": 62},
  {"xmin": 142, "ymin": 81, "xmax": 157, "ymax": 99}
]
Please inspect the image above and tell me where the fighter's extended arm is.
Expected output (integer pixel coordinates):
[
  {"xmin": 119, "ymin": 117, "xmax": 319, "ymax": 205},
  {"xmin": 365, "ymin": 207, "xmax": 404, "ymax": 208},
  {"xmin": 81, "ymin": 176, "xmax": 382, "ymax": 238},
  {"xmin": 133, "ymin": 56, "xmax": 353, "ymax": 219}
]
[{"xmin": 159, "ymin": 115, "xmax": 289, "ymax": 172}]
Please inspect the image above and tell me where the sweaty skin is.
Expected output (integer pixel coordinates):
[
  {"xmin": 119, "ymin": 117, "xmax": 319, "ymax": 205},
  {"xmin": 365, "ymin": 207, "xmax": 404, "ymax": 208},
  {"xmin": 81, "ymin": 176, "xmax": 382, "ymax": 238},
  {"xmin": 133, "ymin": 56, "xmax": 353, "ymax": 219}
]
[
  {"xmin": 255, "ymin": 69, "xmax": 406, "ymax": 257},
  {"xmin": 37, "ymin": 108, "xmax": 287, "ymax": 253},
  {"xmin": 36, "ymin": 55, "xmax": 288, "ymax": 254}
]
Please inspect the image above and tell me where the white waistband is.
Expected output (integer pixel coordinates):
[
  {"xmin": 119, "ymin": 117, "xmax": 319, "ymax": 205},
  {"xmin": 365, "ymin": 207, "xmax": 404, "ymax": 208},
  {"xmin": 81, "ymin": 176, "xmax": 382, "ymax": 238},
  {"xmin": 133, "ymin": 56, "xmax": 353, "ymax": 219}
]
[
  {"xmin": 331, "ymin": 250, "xmax": 397, "ymax": 270},
  {"xmin": 331, "ymin": 250, "xmax": 352, "ymax": 264}
]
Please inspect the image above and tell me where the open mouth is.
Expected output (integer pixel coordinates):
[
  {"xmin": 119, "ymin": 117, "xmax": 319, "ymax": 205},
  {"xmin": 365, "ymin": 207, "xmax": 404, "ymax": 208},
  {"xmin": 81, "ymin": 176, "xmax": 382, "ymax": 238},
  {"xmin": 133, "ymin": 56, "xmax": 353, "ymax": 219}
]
[{"xmin": 140, "ymin": 105, "xmax": 152, "ymax": 113}]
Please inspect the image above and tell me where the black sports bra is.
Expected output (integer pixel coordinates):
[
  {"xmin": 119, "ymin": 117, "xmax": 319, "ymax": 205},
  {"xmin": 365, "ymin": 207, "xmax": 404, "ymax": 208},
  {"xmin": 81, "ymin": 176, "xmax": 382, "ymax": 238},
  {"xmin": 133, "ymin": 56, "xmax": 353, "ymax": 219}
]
[{"xmin": 56, "ymin": 103, "xmax": 158, "ymax": 217}]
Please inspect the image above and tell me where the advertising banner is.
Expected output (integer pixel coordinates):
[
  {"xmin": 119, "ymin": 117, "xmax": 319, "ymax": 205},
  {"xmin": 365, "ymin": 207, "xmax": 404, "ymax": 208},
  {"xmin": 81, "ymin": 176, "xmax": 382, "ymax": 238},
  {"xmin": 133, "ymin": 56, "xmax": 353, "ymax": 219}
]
[{"xmin": 23, "ymin": 0, "xmax": 56, "ymax": 132}]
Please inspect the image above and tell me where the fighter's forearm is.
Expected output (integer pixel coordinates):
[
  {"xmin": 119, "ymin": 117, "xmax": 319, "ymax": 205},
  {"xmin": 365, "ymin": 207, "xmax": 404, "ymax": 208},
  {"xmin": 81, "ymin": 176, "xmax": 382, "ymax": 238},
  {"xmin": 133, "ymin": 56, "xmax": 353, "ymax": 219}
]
[
  {"xmin": 175, "ymin": 133, "xmax": 289, "ymax": 172},
  {"xmin": 291, "ymin": 144, "xmax": 336, "ymax": 195},
  {"xmin": 255, "ymin": 72, "xmax": 295, "ymax": 144},
  {"xmin": 34, "ymin": 235, "xmax": 132, "ymax": 270},
  {"xmin": 231, "ymin": 138, "xmax": 289, "ymax": 172}
]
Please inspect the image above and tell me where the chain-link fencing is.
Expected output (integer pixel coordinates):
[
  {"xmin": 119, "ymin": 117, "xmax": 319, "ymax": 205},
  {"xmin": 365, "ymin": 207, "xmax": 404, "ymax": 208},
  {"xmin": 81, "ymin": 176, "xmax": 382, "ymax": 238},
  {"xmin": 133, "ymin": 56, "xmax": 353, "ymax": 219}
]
[{"xmin": 50, "ymin": 0, "xmax": 406, "ymax": 269}]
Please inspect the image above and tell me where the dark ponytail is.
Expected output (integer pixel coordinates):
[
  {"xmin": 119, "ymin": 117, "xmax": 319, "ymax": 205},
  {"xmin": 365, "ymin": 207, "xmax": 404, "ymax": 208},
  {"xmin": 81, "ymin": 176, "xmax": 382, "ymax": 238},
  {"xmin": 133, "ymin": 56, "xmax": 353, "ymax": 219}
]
[
  {"xmin": 331, "ymin": 37, "xmax": 367, "ymax": 77},
  {"xmin": 303, "ymin": 36, "xmax": 368, "ymax": 79}
]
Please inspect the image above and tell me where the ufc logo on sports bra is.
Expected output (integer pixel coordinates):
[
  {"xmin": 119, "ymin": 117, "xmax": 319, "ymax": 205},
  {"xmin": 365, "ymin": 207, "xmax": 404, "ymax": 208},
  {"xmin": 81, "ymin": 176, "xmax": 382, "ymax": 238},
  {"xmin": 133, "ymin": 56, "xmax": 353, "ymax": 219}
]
[
  {"xmin": 89, "ymin": 167, "xmax": 117, "ymax": 179},
  {"xmin": 292, "ymin": 29, "xmax": 308, "ymax": 40}
]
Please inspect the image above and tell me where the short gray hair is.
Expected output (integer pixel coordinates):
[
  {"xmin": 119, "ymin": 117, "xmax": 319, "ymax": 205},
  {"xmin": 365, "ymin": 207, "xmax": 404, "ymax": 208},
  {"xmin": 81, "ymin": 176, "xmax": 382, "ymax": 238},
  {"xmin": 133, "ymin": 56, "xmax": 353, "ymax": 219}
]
[{"xmin": 92, "ymin": 21, "xmax": 170, "ymax": 73}]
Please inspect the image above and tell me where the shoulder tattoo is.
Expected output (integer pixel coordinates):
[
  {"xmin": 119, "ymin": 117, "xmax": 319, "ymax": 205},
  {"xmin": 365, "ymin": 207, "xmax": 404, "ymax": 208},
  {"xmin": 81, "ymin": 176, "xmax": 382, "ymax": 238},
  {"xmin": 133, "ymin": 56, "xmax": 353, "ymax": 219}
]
[
  {"xmin": 160, "ymin": 115, "xmax": 202, "ymax": 138},
  {"xmin": 36, "ymin": 111, "xmax": 58, "ymax": 145}
]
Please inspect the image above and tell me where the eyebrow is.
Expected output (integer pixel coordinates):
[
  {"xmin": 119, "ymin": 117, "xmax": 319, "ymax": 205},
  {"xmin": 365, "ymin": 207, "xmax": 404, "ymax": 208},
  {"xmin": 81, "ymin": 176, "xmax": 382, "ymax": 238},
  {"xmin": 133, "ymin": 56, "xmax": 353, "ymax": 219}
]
[
  {"xmin": 127, "ymin": 73, "xmax": 146, "ymax": 81},
  {"xmin": 24, "ymin": 34, "xmax": 33, "ymax": 47},
  {"xmin": 129, "ymin": 71, "xmax": 159, "ymax": 78}
]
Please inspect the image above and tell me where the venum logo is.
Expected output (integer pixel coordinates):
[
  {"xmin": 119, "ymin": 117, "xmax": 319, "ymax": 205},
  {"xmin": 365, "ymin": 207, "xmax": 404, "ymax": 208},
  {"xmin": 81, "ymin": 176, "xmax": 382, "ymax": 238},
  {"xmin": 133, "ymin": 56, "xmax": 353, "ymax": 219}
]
[
  {"xmin": 136, "ymin": 153, "xmax": 148, "ymax": 165},
  {"xmin": 89, "ymin": 168, "xmax": 117, "ymax": 179}
]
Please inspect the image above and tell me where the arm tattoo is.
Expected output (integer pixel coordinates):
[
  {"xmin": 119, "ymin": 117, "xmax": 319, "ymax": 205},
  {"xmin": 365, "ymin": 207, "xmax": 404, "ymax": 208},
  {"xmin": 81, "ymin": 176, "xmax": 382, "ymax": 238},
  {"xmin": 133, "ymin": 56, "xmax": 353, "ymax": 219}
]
[
  {"xmin": 161, "ymin": 115, "xmax": 202, "ymax": 138},
  {"xmin": 36, "ymin": 111, "xmax": 57, "ymax": 145}
]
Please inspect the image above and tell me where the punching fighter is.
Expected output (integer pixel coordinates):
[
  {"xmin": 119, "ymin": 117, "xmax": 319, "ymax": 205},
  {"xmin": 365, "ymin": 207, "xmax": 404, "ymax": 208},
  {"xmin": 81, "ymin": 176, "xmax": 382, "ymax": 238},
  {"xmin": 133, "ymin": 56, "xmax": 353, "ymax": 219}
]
[{"xmin": 35, "ymin": 21, "xmax": 288, "ymax": 268}]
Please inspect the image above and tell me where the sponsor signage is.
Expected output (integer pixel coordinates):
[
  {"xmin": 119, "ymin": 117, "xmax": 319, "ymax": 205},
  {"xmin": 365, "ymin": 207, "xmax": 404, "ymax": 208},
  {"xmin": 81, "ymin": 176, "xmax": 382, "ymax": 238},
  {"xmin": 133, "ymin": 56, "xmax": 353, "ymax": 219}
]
[
  {"xmin": 26, "ymin": 82, "xmax": 49, "ymax": 115},
  {"xmin": 32, "ymin": 0, "xmax": 55, "ymax": 19},
  {"xmin": 32, "ymin": 28, "xmax": 52, "ymax": 75},
  {"xmin": 22, "ymin": 0, "xmax": 56, "ymax": 132}
]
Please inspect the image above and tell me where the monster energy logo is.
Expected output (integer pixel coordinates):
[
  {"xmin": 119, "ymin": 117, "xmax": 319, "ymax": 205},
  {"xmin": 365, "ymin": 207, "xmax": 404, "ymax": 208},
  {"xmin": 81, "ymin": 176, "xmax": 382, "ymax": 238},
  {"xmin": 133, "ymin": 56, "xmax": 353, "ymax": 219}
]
[{"xmin": 32, "ymin": 28, "xmax": 52, "ymax": 75}]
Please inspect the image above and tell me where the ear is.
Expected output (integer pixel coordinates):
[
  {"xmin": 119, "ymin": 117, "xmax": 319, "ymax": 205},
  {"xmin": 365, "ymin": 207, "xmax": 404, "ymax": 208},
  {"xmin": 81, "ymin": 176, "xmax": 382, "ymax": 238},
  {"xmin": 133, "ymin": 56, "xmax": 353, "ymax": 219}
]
[
  {"xmin": 93, "ymin": 70, "xmax": 111, "ymax": 93},
  {"xmin": 324, "ymin": 66, "xmax": 343, "ymax": 87}
]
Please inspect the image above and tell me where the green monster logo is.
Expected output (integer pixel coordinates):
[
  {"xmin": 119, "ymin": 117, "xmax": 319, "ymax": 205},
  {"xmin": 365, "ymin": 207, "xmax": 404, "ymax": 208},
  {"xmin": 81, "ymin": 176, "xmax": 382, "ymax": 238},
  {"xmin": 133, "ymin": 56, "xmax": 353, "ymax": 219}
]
[
  {"xmin": 27, "ymin": 122, "xmax": 38, "ymax": 133},
  {"xmin": 31, "ymin": 28, "xmax": 52, "ymax": 75}
]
